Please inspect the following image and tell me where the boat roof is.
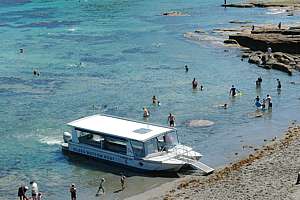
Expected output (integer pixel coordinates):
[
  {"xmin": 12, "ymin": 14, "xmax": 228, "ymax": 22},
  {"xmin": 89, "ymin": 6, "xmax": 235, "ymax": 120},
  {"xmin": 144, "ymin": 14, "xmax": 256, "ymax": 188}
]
[{"xmin": 67, "ymin": 114, "xmax": 175, "ymax": 142}]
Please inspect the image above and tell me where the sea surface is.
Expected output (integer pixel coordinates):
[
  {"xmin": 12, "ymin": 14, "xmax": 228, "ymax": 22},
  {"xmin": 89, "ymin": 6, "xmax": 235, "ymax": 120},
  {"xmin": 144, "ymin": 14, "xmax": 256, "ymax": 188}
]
[{"xmin": 1, "ymin": 0, "xmax": 300, "ymax": 199}]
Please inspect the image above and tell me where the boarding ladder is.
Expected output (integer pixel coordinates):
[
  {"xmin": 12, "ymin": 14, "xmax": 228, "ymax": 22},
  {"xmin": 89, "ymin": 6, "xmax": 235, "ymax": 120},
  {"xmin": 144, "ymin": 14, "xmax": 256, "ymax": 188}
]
[{"xmin": 176, "ymin": 155, "xmax": 214, "ymax": 175}]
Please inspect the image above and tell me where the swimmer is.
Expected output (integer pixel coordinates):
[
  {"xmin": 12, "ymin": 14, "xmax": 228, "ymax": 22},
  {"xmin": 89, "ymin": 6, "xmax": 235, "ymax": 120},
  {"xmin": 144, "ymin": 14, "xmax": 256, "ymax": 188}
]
[
  {"xmin": 143, "ymin": 107, "xmax": 150, "ymax": 117},
  {"xmin": 20, "ymin": 48, "xmax": 24, "ymax": 53},
  {"xmin": 192, "ymin": 78, "xmax": 198, "ymax": 89},
  {"xmin": 152, "ymin": 96, "xmax": 157, "ymax": 104},
  {"xmin": 157, "ymin": 101, "xmax": 161, "ymax": 106},
  {"xmin": 219, "ymin": 103, "xmax": 228, "ymax": 109},
  {"xmin": 185, "ymin": 65, "xmax": 189, "ymax": 72},
  {"xmin": 200, "ymin": 85, "xmax": 203, "ymax": 91}
]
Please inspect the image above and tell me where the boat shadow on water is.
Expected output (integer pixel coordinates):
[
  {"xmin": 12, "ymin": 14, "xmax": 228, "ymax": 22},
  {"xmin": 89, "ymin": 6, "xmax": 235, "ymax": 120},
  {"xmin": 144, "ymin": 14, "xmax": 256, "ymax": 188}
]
[{"xmin": 62, "ymin": 151, "xmax": 181, "ymax": 178}]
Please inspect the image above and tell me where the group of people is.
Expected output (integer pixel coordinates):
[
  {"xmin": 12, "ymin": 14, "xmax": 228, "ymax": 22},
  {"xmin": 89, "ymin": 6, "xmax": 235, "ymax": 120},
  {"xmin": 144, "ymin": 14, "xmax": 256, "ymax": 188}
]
[
  {"xmin": 19, "ymin": 175, "xmax": 127, "ymax": 200},
  {"xmin": 18, "ymin": 181, "xmax": 40, "ymax": 200},
  {"xmin": 255, "ymin": 94, "xmax": 272, "ymax": 110}
]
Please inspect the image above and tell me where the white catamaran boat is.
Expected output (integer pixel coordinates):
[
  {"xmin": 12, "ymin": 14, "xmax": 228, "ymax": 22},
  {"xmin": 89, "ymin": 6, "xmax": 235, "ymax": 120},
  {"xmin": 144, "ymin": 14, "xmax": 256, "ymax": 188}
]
[{"xmin": 61, "ymin": 114, "xmax": 214, "ymax": 174}]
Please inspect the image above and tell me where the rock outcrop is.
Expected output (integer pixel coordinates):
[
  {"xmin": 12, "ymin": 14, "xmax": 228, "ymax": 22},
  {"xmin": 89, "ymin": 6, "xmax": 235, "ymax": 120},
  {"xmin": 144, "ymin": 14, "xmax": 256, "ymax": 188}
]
[
  {"xmin": 224, "ymin": 25, "xmax": 300, "ymax": 75},
  {"xmin": 162, "ymin": 11, "xmax": 188, "ymax": 16},
  {"xmin": 242, "ymin": 51, "xmax": 296, "ymax": 75}
]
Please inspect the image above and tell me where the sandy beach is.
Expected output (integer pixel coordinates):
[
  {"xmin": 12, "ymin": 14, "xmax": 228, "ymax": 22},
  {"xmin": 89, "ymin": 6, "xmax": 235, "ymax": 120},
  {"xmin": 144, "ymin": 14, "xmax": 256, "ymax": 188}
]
[{"xmin": 127, "ymin": 124, "xmax": 300, "ymax": 200}]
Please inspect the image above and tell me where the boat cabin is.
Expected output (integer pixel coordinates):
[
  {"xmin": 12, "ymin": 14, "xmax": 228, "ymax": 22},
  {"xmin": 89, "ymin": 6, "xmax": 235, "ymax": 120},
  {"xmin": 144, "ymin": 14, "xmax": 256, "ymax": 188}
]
[{"xmin": 67, "ymin": 114, "xmax": 179, "ymax": 158}]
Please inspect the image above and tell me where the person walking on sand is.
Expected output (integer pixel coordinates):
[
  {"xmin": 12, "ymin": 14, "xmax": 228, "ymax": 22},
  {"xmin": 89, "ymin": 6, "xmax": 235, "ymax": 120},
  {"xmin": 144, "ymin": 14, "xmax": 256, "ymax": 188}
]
[
  {"xmin": 30, "ymin": 181, "xmax": 38, "ymax": 200},
  {"xmin": 167, "ymin": 113, "xmax": 175, "ymax": 127},
  {"xmin": 120, "ymin": 174, "xmax": 126, "ymax": 191},
  {"xmin": 18, "ymin": 185, "xmax": 29, "ymax": 200},
  {"xmin": 96, "ymin": 178, "xmax": 105, "ymax": 195},
  {"xmin": 277, "ymin": 78, "xmax": 281, "ymax": 89},
  {"xmin": 70, "ymin": 183, "xmax": 77, "ymax": 200},
  {"xmin": 192, "ymin": 78, "xmax": 198, "ymax": 89}
]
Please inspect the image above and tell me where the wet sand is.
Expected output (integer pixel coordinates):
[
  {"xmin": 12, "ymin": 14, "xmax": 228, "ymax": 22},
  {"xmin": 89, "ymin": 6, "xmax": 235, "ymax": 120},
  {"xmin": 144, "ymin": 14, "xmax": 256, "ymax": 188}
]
[{"xmin": 127, "ymin": 125, "xmax": 300, "ymax": 200}]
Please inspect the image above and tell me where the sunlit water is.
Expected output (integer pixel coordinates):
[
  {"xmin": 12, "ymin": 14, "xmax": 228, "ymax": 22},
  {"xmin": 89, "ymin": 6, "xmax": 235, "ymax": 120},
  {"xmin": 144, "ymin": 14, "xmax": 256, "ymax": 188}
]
[{"xmin": 1, "ymin": 0, "xmax": 300, "ymax": 199}]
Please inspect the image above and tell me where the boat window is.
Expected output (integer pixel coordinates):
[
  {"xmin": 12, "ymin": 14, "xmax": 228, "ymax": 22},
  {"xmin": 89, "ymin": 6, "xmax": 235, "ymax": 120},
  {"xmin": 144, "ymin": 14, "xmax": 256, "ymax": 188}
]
[
  {"xmin": 103, "ymin": 137, "xmax": 127, "ymax": 155},
  {"xmin": 77, "ymin": 131, "xmax": 103, "ymax": 148},
  {"xmin": 165, "ymin": 131, "xmax": 179, "ymax": 146},
  {"xmin": 131, "ymin": 140, "xmax": 145, "ymax": 158},
  {"xmin": 155, "ymin": 131, "xmax": 179, "ymax": 151},
  {"xmin": 145, "ymin": 138, "xmax": 159, "ymax": 155}
]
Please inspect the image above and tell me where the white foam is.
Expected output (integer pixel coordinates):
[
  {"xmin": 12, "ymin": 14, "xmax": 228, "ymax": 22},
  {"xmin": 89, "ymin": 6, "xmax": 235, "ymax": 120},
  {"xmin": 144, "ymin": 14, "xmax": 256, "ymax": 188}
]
[
  {"xmin": 266, "ymin": 8, "xmax": 287, "ymax": 15},
  {"xmin": 39, "ymin": 136, "xmax": 62, "ymax": 146},
  {"xmin": 67, "ymin": 27, "xmax": 77, "ymax": 32}
]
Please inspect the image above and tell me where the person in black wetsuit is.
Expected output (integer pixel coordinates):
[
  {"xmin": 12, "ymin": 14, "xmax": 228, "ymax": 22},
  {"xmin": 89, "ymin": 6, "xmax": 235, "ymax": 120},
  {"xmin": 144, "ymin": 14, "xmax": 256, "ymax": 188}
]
[
  {"xmin": 229, "ymin": 85, "xmax": 237, "ymax": 97},
  {"xmin": 192, "ymin": 78, "xmax": 198, "ymax": 89}
]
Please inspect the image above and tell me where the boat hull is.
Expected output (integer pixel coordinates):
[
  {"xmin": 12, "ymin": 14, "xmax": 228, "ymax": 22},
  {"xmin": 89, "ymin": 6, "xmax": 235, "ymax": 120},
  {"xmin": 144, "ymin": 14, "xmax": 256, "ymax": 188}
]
[{"xmin": 62, "ymin": 142, "xmax": 183, "ymax": 173}]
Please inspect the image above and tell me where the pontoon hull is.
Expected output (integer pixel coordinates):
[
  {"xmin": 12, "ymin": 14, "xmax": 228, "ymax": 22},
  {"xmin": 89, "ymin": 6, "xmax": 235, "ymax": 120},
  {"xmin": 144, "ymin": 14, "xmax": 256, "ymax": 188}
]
[{"xmin": 62, "ymin": 143, "xmax": 184, "ymax": 172}]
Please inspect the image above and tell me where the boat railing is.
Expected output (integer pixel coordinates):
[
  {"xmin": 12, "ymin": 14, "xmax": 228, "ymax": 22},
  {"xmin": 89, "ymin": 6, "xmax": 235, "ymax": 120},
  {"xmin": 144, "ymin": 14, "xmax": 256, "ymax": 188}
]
[{"xmin": 172, "ymin": 145, "xmax": 197, "ymax": 160}]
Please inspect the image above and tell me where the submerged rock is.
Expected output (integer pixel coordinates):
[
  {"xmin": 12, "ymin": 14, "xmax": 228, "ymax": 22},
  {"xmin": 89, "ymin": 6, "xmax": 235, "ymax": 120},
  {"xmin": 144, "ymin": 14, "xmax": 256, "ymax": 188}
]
[
  {"xmin": 221, "ymin": 3, "xmax": 255, "ymax": 8},
  {"xmin": 162, "ymin": 11, "xmax": 188, "ymax": 16},
  {"xmin": 187, "ymin": 120, "xmax": 215, "ymax": 127}
]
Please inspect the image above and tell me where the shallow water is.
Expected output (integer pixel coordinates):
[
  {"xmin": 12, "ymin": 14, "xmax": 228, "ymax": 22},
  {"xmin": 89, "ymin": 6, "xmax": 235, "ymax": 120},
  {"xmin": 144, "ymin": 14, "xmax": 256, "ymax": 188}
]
[{"xmin": 1, "ymin": 0, "xmax": 300, "ymax": 199}]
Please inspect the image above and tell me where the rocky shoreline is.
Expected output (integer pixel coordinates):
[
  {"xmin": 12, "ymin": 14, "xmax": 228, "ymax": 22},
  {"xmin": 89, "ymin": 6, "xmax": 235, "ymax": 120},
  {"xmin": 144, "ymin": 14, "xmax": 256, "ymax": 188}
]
[
  {"xmin": 222, "ymin": 0, "xmax": 300, "ymax": 10},
  {"xmin": 226, "ymin": 24, "xmax": 300, "ymax": 75},
  {"xmin": 128, "ymin": 125, "xmax": 300, "ymax": 200}
]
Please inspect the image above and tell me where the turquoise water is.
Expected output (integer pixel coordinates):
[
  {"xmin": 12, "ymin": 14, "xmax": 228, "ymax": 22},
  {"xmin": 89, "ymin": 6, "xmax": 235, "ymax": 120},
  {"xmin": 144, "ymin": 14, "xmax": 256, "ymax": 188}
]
[{"xmin": 1, "ymin": 0, "xmax": 300, "ymax": 199}]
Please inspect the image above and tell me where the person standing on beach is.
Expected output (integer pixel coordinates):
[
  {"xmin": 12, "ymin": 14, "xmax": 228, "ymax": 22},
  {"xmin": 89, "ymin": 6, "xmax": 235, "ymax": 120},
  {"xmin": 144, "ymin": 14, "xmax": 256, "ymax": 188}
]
[
  {"xmin": 277, "ymin": 78, "xmax": 281, "ymax": 89},
  {"xmin": 96, "ymin": 178, "xmax": 105, "ymax": 195},
  {"xmin": 192, "ymin": 78, "xmax": 198, "ymax": 89},
  {"xmin": 267, "ymin": 47, "xmax": 272, "ymax": 59},
  {"xmin": 278, "ymin": 22, "xmax": 282, "ymax": 29},
  {"xmin": 30, "ymin": 181, "xmax": 38, "ymax": 200},
  {"xmin": 70, "ymin": 183, "xmax": 77, "ymax": 200},
  {"xmin": 167, "ymin": 113, "xmax": 175, "ymax": 127},
  {"xmin": 120, "ymin": 174, "xmax": 126, "ymax": 191},
  {"xmin": 18, "ymin": 185, "xmax": 29, "ymax": 200}
]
